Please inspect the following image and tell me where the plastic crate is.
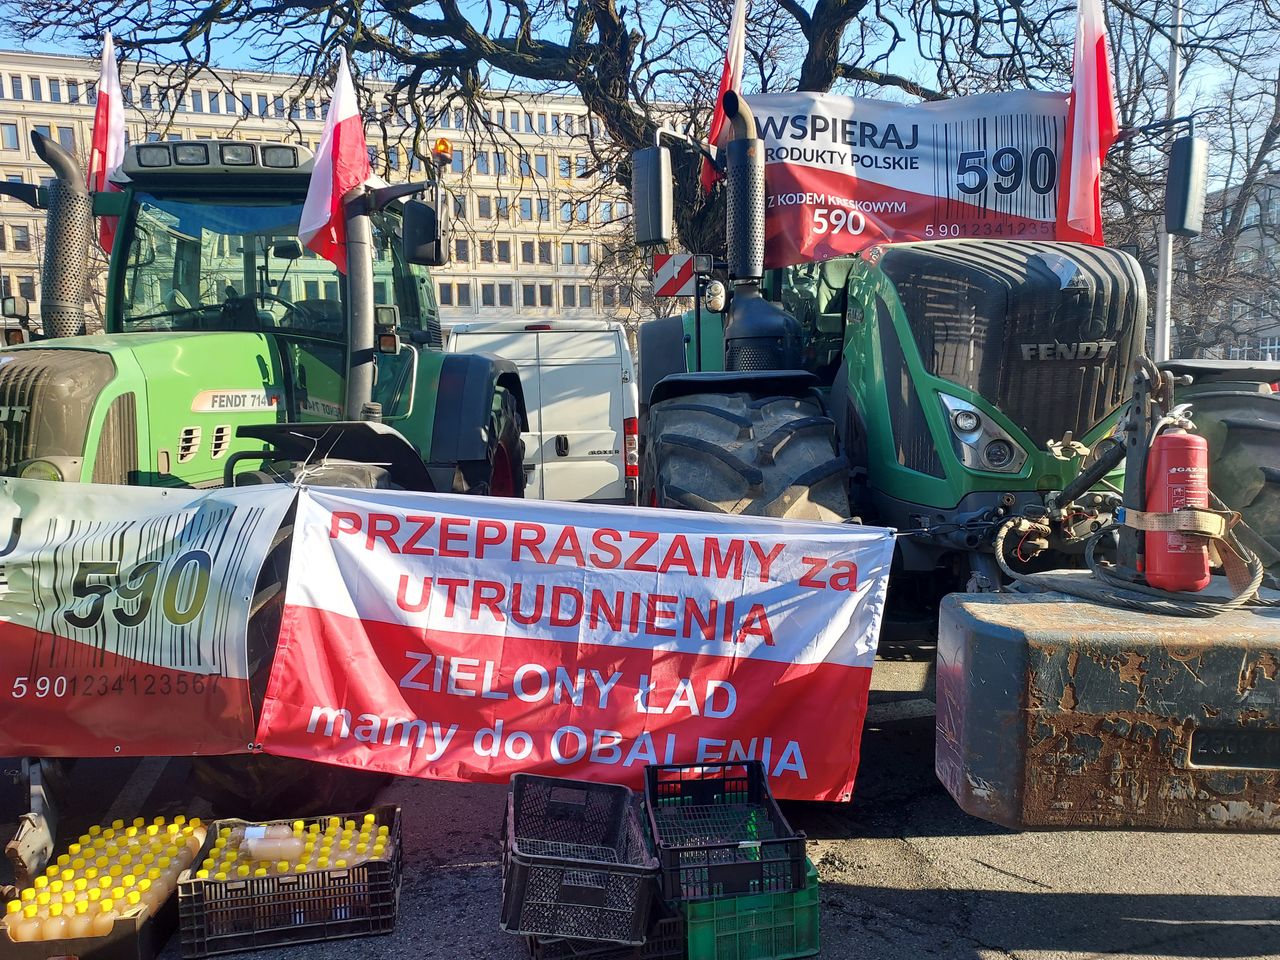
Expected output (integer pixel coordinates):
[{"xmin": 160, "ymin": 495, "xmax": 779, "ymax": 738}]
[
  {"xmin": 526, "ymin": 907, "xmax": 684, "ymax": 960},
  {"xmin": 682, "ymin": 859, "xmax": 819, "ymax": 960},
  {"xmin": 176, "ymin": 805, "xmax": 401, "ymax": 958},
  {"xmin": 644, "ymin": 761, "xmax": 806, "ymax": 901},
  {"xmin": 501, "ymin": 774, "xmax": 659, "ymax": 945}
]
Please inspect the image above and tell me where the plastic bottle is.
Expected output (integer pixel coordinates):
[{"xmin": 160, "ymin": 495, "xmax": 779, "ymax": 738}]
[
  {"xmin": 91, "ymin": 899, "xmax": 117, "ymax": 937},
  {"xmin": 11, "ymin": 904, "xmax": 41, "ymax": 942},
  {"xmin": 66, "ymin": 901, "xmax": 93, "ymax": 938},
  {"xmin": 40, "ymin": 902, "xmax": 68, "ymax": 940}
]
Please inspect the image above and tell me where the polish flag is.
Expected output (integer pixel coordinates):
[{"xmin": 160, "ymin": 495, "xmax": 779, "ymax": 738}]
[
  {"xmin": 87, "ymin": 31, "xmax": 126, "ymax": 253},
  {"xmin": 299, "ymin": 52, "xmax": 371, "ymax": 272},
  {"xmin": 700, "ymin": 0, "xmax": 748, "ymax": 193},
  {"xmin": 1057, "ymin": 0, "xmax": 1120, "ymax": 245}
]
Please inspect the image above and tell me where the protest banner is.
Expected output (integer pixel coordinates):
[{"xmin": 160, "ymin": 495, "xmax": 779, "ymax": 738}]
[
  {"xmin": 0, "ymin": 479, "xmax": 292, "ymax": 756},
  {"xmin": 257, "ymin": 488, "xmax": 894, "ymax": 801},
  {"xmin": 747, "ymin": 90, "xmax": 1073, "ymax": 268}
]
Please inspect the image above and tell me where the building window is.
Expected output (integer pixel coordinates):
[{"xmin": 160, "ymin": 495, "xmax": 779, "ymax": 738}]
[
  {"xmin": 525, "ymin": 112, "xmax": 534, "ymax": 132},
  {"xmin": 578, "ymin": 243, "xmax": 591, "ymax": 265},
  {"xmin": 34, "ymin": 124, "xmax": 51, "ymax": 142},
  {"xmin": 538, "ymin": 198, "xmax": 550, "ymax": 222},
  {"xmin": 208, "ymin": 91, "xmax": 220, "ymax": 114},
  {"xmin": 497, "ymin": 240, "xmax": 511, "ymax": 263},
  {"xmin": 451, "ymin": 149, "xmax": 464, "ymax": 175},
  {"xmin": 576, "ymin": 156, "xmax": 588, "ymax": 178},
  {"xmin": 560, "ymin": 202, "xmax": 572, "ymax": 224},
  {"xmin": 535, "ymin": 154, "xmax": 548, "ymax": 177},
  {"xmin": 521, "ymin": 241, "xmax": 535, "ymax": 264},
  {"xmin": 257, "ymin": 94, "xmax": 269, "ymax": 116},
  {"xmin": 519, "ymin": 153, "xmax": 531, "ymax": 176},
  {"xmin": 538, "ymin": 241, "xmax": 552, "ymax": 265},
  {"xmin": 190, "ymin": 90, "xmax": 203, "ymax": 112},
  {"xmin": 29, "ymin": 77, "xmax": 41, "ymax": 102},
  {"xmin": 579, "ymin": 285, "xmax": 593, "ymax": 308},
  {"xmin": 539, "ymin": 283, "xmax": 553, "ymax": 307},
  {"xmin": 552, "ymin": 115, "xmax": 561, "ymax": 136},
  {"xmin": 0, "ymin": 276, "xmax": 9, "ymax": 298},
  {"xmin": 522, "ymin": 283, "xmax": 536, "ymax": 307},
  {"xmin": 620, "ymin": 286, "xmax": 634, "ymax": 307},
  {"xmin": 538, "ymin": 114, "xmax": 548, "ymax": 134},
  {"xmin": 324, "ymin": 280, "xmax": 339, "ymax": 300},
  {"xmin": 48, "ymin": 79, "xmax": 61, "ymax": 103},
  {"xmin": 58, "ymin": 127, "xmax": 75, "ymax": 152},
  {"xmin": 305, "ymin": 99, "xmax": 316, "ymax": 120},
  {"xmin": 457, "ymin": 283, "xmax": 472, "ymax": 307},
  {"xmin": 576, "ymin": 202, "xmax": 589, "ymax": 223},
  {"xmin": 480, "ymin": 240, "xmax": 494, "ymax": 263},
  {"xmin": 438, "ymin": 282, "xmax": 454, "ymax": 306},
  {"xmin": 561, "ymin": 243, "xmax": 574, "ymax": 265},
  {"xmin": 563, "ymin": 284, "xmax": 577, "ymax": 308},
  {"xmin": 559, "ymin": 156, "xmax": 572, "ymax": 178},
  {"xmin": 601, "ymin": 202, "xmax": 613, "ymax": 222},
  {"xmin": 11, "ymin": 225, "xmax": 28, "ymax": 251},
  {"xmin": 499, "ymin": 283, "xmax": 513, "ymax": 307},
  {"xmin": 0, "ymin": 226, "xmax": 6, "ymax": 250},
  {"xmin": 304, "ymin": 280, "xmax": 320, "ymax": 300},
  {"xmin": 17, "ymin": 275, "xmax": 35, "ymax": 301},
  {"xmin": 495, "ymin": 153, "xmax": 508, "ymax": 176},
  {"xmin": 475, "ymin": 151, "xmax": 490, "ymax": 176},
  {"xmin": 482, "ymin": 283, "xmax": 496, "ymax": 307},
  {"xmin": 520, "ymin": 197, "xmax": 533, "ymax": 221},
  {"xmin": 453, "ymin": 194, "xmax": 467, "ymax": 219},
  {"xmin": 240, "ymin": 93, "xmax": 251, "ymax": 115},
  {"xmin": 0, "ymin": 123, "xmax": 17, "ymax": 149},
  {"xmin": 602, "ymin": 286, "xmax": 616, "ymax": 308},
  {"xmin": 478, "ymin": 196, "xmax": 492, "ymax": 219},
  {"xmin": 8, "ymin": 76, "xmax": 20, "ymax": 100},
  {"xmin": 496, "ymin": 196, "xmax": 509, "ymax": 219},
  {"xmin": 68, "ymin": 81, "xmax": 80, "ymax": 104},
  {"xmin": 455, "ymin": 238, "xmax": 470, "ymax": 262}
]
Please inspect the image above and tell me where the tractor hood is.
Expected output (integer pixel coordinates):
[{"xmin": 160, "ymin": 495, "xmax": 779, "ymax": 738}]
[{"xmin": 0, "ymin": 331, "xmax": 299, "ymax": 486}]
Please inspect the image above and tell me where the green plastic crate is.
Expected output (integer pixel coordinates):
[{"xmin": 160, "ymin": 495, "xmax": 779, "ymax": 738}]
[{"xmin": 681, "ymin": 859, "xmax": 819, "ymax": 960}]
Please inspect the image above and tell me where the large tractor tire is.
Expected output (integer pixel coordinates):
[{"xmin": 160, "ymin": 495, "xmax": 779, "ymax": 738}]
[
  {"xmin": 641, "ymin": 391, "xmax": 850, "ymax": 521},
  {"xmin": 1188, "ymin": 386, "xmax": 1280, "ymax": 581},
  {"xmin": 455, "ymin": 384, "xmax": 526, "ymax": 498}
]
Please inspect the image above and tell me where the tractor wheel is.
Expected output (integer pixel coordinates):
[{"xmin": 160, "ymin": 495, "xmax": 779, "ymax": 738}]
[
  {"xmin": 1187, "ymin": 387, "xmax": 1280, "ymax": 579},
  {"xmin": 641, "ymin": 391, "xmax": 850, "ymax": 520},
  {"xmin": 190, "ymin": 513, "xmax": 394, "ymax": 819},
  {"xmin": 456, "ymin": 385, "xmax": 526, "ymax": 497}
]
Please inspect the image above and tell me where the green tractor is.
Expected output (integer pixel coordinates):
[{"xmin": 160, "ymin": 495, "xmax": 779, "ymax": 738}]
[
  {"xmin": 632, "ymin": 95, "xmax": 1280, "ymax": 829},
  {"xmin": 0, "ymin": 132, "xmax": 527, "ymax": 829}
]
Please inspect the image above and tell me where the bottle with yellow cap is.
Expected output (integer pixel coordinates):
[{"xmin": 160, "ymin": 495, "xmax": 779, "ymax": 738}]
[
  {"xmin": 39, "ymin": 901, "xmax": 68, "ymax": 940},
  {"xmin": 66, "ymin": 900, "xmax": 94, "ymax": 938},
  {"xmin": 90, "ymin": 899, "xmax": 117, "ymax": 938}
]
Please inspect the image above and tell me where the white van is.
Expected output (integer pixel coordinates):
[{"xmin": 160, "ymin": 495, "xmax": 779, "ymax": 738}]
[{"xmin": 446, "ymin": 320, "xmax": 639, "ymax": 504}]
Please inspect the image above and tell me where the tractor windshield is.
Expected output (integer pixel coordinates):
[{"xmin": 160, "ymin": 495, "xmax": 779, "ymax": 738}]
[{"xmin": 117, "ymin": 192, "xmax": 430, "ymax": 340}]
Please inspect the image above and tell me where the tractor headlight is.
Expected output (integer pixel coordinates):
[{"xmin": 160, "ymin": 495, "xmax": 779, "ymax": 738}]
[
  {"xmin": 938, "ymin": 393, "xmax": 1027, "ymax": 474},
  {"xmin": 19, "ymin": 459, "xmax": 63, "ymax": 482}
]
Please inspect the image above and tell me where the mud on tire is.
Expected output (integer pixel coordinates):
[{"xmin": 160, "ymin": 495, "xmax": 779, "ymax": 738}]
[{"xmin": 641, "ymin": 391, "xmax": 851, "ymax": 521}]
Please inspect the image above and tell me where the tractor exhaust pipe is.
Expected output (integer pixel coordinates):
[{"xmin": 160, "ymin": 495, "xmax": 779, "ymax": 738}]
[
  {"xmin": 720, "ymin": 91, "xmax": 800, "ymax": 371},
  {"xmin": 31, "ymin": 132, "xmax": 91, "ymax": 339}
]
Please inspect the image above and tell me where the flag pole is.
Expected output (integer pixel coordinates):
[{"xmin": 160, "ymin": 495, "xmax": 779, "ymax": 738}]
[{"xmin": 1153, "ymin": 0, "xmax": 1180, "ymax": 362}]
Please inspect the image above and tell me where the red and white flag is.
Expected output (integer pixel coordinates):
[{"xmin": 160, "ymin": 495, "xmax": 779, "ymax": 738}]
[
  {"xmin": 299, "ymin": 52, "xmax": 371, "ymax": 272},
  {"xmin": 87, "ymin": 31, "xmax": 126, "ymax": 253},
  {"xmin": 1057, "ymin": 0, "xmax": 1119, "ymax": 245},
  {"xmin": 700, "ymin": 0, "xmax": 748, "ymax": 193}
]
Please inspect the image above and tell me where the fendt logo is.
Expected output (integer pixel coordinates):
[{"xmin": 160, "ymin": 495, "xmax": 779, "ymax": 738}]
[{"xmin": 1019, "ymin": 340, "xmax": 1117, "ymax": 361}]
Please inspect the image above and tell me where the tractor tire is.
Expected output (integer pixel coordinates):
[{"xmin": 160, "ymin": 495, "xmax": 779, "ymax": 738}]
[
  {"xmin": 455, "ymin": 385, "xmax": 526, "ymax": 497},
  {"xmin": 1187, "ymin": 387, "xmax": 1280, "ymax": 579},
  {"xmin": 641, "ymin": 391, "xmax": 851, "ymax": 521}
]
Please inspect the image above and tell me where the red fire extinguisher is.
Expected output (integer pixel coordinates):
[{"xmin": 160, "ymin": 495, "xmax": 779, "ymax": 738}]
[{"xmin": 1144, "ymin": 428, "xmax": 1211, "ymax": 592}]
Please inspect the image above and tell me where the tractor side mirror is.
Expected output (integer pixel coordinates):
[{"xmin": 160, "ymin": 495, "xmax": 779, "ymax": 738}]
[
  {"xmin": 2, "ymin": 296, "xmax": 30, "ymax": 321},
  {"xmin": 632, "ymin": 146, "xmax": 673, "ymax": 246},
  {"xmin": 402, "ymin": 198, "xmax": 447, "ymax": 266},
  {"xmin": 1166, "ymin": 135, "xmax": 1208, "ymax": 238},
  {"xmin": 272, "ymin": 238, "xmax": 304, "ymax": 260}
]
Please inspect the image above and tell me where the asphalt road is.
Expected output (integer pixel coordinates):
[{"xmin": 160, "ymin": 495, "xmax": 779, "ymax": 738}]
[{"xmin": 5, "ymin": 636, "xmax": 1279, "ymax": 960}]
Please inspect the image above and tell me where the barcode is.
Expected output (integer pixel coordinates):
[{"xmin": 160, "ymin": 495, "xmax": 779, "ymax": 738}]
[{"xmin": 932, "ymin": 113, "xmax": 1063, "ymax": 222}]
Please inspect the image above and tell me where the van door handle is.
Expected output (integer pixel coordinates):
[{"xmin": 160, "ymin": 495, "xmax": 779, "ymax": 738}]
[{"xmin": 555, "ymin": 435, "xmax": 570, "ymax": 457}]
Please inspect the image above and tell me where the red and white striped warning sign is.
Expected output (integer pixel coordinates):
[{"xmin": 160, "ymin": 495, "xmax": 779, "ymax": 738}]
[{"xmin": 652, "ymin": 253, "xmax": 697, "ymax": 297}]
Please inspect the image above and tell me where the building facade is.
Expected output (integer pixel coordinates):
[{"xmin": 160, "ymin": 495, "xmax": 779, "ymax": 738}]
[{"xmin": 0, "ymin": 49, "xmax": 642, "ymax": 330}]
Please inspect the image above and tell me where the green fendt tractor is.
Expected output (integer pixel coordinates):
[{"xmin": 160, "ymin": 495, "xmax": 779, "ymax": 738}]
[
  {"xmin": 632, "ymin": 94, "xmax": 1280, "ymax": 830},
  {"xmin": 0, "ymin": 133, "xmax": 527, "ymax": 828}
]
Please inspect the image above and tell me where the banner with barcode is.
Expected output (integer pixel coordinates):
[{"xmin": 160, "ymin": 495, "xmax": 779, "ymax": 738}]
[
  {"xmin": 746, "ymin": 90, "xmax": 1071, "ymax": 268},
  {"xmin": 0, "ymin": 479, "xmax": 294, "ymax": 756}
]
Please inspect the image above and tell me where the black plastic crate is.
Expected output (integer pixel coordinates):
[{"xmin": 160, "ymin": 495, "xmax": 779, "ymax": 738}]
[
  {"xmin": 501, "ymin": 774, "xmax": 659, "ymax": 945},
  {"xmin": 177, "ymin": 805, "xmax": 401, "ymax": 957},
  {"xmin": 525, "ymin": 906, "xmax": 683, "ymax": 960},
  {"xmin": 644, "ymin": 761, "xmax": 806, "ymax": 901}
]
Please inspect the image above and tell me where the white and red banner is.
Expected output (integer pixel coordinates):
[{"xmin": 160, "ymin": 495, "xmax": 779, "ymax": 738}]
[
  {"xmin": 748, "ymin": 90, "xmax": 1076, "ymax": 268},
  {"xmin": 87, "ymin": 30, "xmax": 126, "ymax": 253},
  {"xmin": 652, "ymin": 253, "xmax": 697, "ymax": 297},
  {"xmin": 300, "ymin": 51, "xmax": 371, "ymax": 272},
  {"xmin": 257, "ymin": 489, "xmax": 894, "ymax": 801},
  {"xmin": 0, "ymin": 479, "xmax": 292, "ymax": 756}
]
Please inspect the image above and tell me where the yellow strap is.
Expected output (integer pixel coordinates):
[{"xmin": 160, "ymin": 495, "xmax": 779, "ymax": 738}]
[{"xmin": 1122, "ymin": 507, "xmax": 1235, "ymax": 539}]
